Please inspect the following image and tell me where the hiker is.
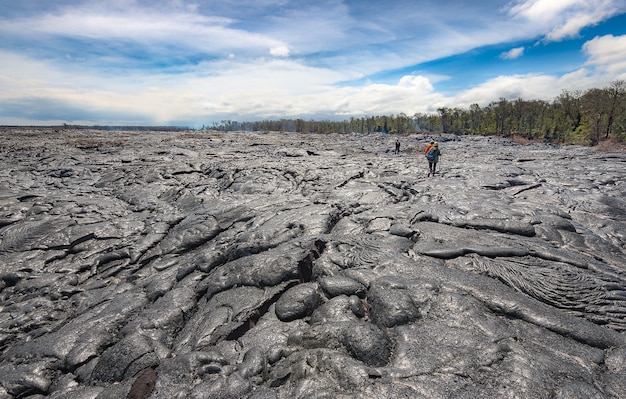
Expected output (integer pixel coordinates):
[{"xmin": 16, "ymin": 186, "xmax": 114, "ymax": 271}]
[
  {"xmin": 426, "ymin": 142, "xmax": 441, "ymax": 176},
  {"xmin": 394, "ymin": 139, "xmax": 400, "ymax": 155}
]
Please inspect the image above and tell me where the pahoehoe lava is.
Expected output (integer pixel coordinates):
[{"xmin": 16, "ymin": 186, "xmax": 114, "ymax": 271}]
[{"xmin": 0, "ymin": 128, "xmax": 625, "ymax": 398}]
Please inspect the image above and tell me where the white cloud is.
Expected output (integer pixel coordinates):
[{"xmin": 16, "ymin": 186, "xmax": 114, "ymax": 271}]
[
  {"xmin": 0, "ymin": 7, "xmax": 287, "ymax": 58},
  {"xmin": 509, "ymin": 0, "xmax": 625, "ymax": 41},
  {"xmin": 583, "ymin": 34, "xmax": 626, "ymax": 73},
  {"xmin": 546, "ymin": 12, "xmax": 599, "ymax": 41},
  {"xmin": 451, "ymin": 74, "xmax": 552, "ymax": 108},
  {"xmin": 509, "ymin": 0, "xmax": 585, "ymax": 23},
  {"xmin": 0, "ymin": 49, "xmax": 348, "ymax": 123},
  {"xmin": 326, "ymin": 75, "xmax": 442, "ymax": 116},
  {"xmin": 0, "ymin": 1, "xmax": 555, "ymax": 78},
  {"xmin": 0, "ymin": 46, "xmax": 444, "ymax": 123},
  {"xmin": 449, "ymin": 68, "xmax": 610, "ymax": 110},
  {"xmin": 500, "ymin": 47, "xmax": 525, "ymax": 59},
  {"xmin": 270, "ymin": 46, "xmax": 290, "ymax": 57}
]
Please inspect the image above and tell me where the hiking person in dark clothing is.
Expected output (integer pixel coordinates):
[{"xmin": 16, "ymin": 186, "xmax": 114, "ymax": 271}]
[
  {"xmin": 426, "ymin": 142, "xmax": 441, "ymax": 176},
  {"xmin": 394, "ymin": 139, "xmax": 400, "ymax": 155}
]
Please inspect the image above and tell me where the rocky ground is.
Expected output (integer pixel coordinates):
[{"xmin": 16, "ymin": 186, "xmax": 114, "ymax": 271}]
[{"xmin": 0, "ymin": 127, "xmax": 625, "ymax": 399}]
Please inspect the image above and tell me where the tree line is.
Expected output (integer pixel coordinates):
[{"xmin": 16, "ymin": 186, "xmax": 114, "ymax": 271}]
[{"xmin": 208, "ymin": 80, "xmax": 626, "ymax": 145}]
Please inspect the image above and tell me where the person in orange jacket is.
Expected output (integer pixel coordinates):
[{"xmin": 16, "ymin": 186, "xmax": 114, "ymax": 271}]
[{"xmin": 424, "ymin": 141, "xmax": 434, "ymax": 155}]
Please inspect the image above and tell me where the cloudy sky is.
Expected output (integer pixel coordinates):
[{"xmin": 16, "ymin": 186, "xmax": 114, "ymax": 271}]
[{"xmin": 1, "ymin": 0, "xmax": 626, "ymax": 127}]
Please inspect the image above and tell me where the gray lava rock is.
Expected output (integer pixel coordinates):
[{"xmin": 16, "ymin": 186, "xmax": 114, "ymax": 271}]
[
  {"xmin": 367, "ymin": 277, "xmax": 421, "ymax": 328},
  {"xmin": 1, "ymin": 128, "xmax": 625, "ymax": 399},
  {"xmin": 318, "ymin": 275, "xmax": 367, "ymax": 298},
  {"xmin": 274, "ymin": 282, "xmax": 322, "ymax": 321}
]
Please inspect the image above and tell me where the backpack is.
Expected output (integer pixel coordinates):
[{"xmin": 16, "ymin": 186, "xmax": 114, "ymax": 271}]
[{"xmin": 426, "ymin": 147, "xmax": 437, "ymax": 161}]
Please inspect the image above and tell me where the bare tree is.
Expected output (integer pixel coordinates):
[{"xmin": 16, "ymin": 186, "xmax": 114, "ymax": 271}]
[{"xmin": 604, "ymin": 80, "xmax": 626, "ymax": 139}]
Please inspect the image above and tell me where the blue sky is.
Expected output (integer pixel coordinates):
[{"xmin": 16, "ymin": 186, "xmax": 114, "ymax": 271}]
[{"xmin": 1, "ymin": 0, "xmax": 626, "ymax": 127}]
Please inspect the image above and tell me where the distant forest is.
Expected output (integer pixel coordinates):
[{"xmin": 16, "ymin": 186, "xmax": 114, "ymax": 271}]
[{"xmin": 208, "ymin": 80, "xmax": 626, "ymax": 146}]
